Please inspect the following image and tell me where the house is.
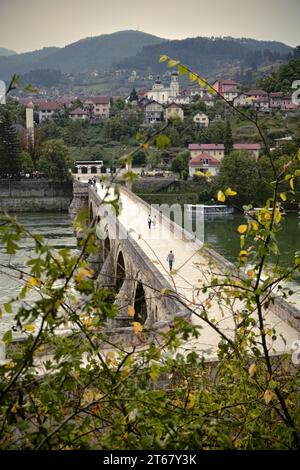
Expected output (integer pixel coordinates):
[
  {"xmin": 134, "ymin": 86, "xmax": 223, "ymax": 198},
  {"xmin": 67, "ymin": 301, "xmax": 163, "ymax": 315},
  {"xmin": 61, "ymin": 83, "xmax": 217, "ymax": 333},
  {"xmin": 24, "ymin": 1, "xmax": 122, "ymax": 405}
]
[
  {"xmin": 164, "ymin": 102, "xmax": 184, "ymax": 121},
  {"xmin": 70, "ymin": 108, "xmax": 89, "ymax": 121},
  {"xmin": 38, "ymin": 101, "xmax": 65, "ymax": 123},
  {"xmin": 202, "ymin": 95, "xmax": 215, "ymax": 107},
  {"xmin": 147, "ymin": 72, "xmax": 179, "ymax": 104},
  {"xmin": 233, "ymin": 93, "xmax": 248, "ymax": 107},
  {"xmin": 233, "ymin": 143, "xmax": 261, "ymax": 159},
  {"xmin": 270, "ymin": 92, "xmax": 297, "ymax": 110},
  {"xmin": 223, "ymin": 88, "xmax": 239, "ymax": 102},
  {"xmin": 245, "ymin": 89, "xmax": 268, "ymax": 104},
  {"xmin": 174, "ymin": 89, "xmax": 191, "ymax": 105},
  {"xmin": 193, "ymin": 113, "xmax": 209, "ymax": 127},
  {"xmin": 212, "ymin": 79, "xmax": 238, "ymax": 96},
  {"xmin": 189, "ymin": 144, "xmax": 225, "ymax": 160},
  {"xmin": 83, "ymin": 96, "xmax": 110, "ymax": 119},
  {"xmin": 189, "ymin": 152, "xmax": 220, "ymax": 177},
  {"xmin": 144, "ymin": 100, "xmax": 164, "ymax": 124}
]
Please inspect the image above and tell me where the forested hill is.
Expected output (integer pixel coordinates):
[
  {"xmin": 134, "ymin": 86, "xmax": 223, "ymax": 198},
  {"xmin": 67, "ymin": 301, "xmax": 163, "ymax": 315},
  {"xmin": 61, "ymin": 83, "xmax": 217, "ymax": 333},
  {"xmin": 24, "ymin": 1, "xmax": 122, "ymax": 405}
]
[
  {"xmin": 0, "ymin": 31, "xmax": 166, "ymax": 80},
  {"xmin": 118, "ymin": 36, "xmax": 294, "ymax": 79},
  {"xmin": 0, "ymin": 47, "xmax": 16, "ymax": 57}
]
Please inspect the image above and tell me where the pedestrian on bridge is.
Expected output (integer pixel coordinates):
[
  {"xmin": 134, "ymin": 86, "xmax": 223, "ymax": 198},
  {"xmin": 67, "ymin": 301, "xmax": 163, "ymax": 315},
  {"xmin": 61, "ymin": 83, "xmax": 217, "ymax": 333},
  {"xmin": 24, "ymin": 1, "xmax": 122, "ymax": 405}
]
[
  {"xmin": 167, "ymin": 251, "xmax": 175, "ymax": 272},
  {"xmin": 147, "ymin": 214, "xmax": 152, "ymax": 229}
]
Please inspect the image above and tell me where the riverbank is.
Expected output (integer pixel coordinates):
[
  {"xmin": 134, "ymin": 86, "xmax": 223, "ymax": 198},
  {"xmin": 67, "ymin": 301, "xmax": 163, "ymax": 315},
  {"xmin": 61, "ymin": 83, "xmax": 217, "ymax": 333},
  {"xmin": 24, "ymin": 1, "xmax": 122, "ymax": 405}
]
[{"xmin": 0, "ymin": 179, "xmax": 73, "ymax": 212}]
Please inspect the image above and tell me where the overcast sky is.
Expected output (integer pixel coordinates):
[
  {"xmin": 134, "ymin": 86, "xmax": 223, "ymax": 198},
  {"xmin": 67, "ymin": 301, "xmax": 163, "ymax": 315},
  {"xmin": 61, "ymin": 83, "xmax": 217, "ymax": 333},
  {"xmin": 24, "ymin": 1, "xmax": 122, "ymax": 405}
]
[{"xmin": 0, "ymin": 0, "xmax": 299, "ymax": 53}]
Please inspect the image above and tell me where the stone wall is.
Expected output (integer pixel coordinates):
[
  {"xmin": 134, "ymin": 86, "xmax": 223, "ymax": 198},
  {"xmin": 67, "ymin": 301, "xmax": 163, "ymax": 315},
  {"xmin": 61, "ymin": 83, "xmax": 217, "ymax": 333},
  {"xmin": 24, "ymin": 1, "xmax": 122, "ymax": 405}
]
[{"xmin": 0, "ymin": 179, "xmax": 73, "ymax": 212}]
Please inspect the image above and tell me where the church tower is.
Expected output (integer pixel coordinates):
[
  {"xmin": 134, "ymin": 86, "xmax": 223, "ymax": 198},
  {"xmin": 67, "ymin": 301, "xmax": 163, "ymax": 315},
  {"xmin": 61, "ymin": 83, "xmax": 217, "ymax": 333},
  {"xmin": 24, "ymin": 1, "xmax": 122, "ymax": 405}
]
[{"xmin": 170, "ymin": 71, "xmax": 179, "ymax": 99}]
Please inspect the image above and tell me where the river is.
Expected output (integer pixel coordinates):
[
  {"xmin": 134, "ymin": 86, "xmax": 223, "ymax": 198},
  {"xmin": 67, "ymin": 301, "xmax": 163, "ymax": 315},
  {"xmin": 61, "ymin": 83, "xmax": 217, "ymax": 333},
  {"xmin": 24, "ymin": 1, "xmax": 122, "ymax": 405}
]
[{"xmin": 0, "ymin": 213, "xmax": 77, "ymax": 337}]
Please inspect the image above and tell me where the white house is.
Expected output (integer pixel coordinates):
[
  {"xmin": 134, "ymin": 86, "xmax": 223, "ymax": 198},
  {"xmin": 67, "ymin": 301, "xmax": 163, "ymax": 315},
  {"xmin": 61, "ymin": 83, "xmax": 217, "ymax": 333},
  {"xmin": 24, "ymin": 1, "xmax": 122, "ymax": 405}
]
[
  {"xmin": 144, "ymin": 100, "xmax": 164, "ymax": 124},
  {"xmin": 223, "ymin": 88, "xmax": 239, "ymax": 102},
  {"xmin": 189, "ymin": 152, "xmax": 220, "ymax": 177},
  {"xmin": 147, "ymin": 72, "xmax": 180, "ymax": 104},
  {"xmin": 233, "ymin": 93, "xmax": 248, "ymax": 107},
  {"xmin": 193, "ymin": 112, "xmax": 209, "ymax": 127},
  {"xmin": 38, "ymin": 101, "xmax": 65, "ymax": 123}
]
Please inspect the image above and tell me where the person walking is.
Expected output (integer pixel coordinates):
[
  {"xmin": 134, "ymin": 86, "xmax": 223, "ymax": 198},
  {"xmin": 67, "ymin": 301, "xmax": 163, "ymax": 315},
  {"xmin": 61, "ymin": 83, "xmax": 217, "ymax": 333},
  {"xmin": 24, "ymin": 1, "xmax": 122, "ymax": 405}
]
[
  {"xmin": 167, "ymin": 250, "xmax": 175, "ymax": 271},
  {"xmin": 147, "ymin": 214, "xmax": 152, "ymax": 229}
]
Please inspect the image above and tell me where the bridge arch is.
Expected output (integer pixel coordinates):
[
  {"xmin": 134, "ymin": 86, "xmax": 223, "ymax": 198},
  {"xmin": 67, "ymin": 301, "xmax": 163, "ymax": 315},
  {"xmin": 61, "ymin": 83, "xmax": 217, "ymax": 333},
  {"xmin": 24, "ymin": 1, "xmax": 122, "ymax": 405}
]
[
  {"xmin": 116, "ymin": 250, "xmax": 126, "ymax": 291},
  {"xmin": 133, "ymin": 281, "xmax": 147, "ymax": 324}
]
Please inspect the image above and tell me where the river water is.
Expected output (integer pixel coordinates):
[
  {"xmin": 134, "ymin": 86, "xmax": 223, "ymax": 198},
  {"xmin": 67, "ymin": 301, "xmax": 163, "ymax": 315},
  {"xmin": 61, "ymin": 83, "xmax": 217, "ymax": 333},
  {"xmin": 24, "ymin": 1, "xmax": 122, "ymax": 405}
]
[{"xmin": 0, "ymin": 213, "xmax": 77, "ymax": 337}]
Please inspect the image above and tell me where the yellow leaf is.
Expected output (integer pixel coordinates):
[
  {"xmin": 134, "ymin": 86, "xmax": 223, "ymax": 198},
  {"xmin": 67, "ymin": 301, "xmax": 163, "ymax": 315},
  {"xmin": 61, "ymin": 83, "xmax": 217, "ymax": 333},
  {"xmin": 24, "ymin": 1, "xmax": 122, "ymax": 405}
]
[
  {"xmin": 251, "ymin": 221, "xmax": 259, "ymax": 231},
  {"xmin": 159, "ymin": 55, "xmax": 169, "ymax": 63},
  {"xmin": 178, "ymin": 64, "xmax": 188, "ymax": 76},
  {"xmin": 132, "ymin": 322, "xmax": 143, "ymax": 335},
  {"xmin": 280, "ymin": 192, "xmax": 287, "ymax": 202},
  {"xmin": 27, "ymin": 277, "xmax": 41, "ymax": 288},
  {"xmin": 238, "ymin": 225, "xmax": 248, "ymax": 234},
  {"xmin": 290, "ymin": 178, "xmax": 294, "ymax": 190},
  {"xmin": 142, "ymin": 143, "xmax": 149, "ymax": 150},
  {"xmin": 217, "ymin": 190, "xmax": 225, "ymax": 202},
  {"xmin": 128, "ymin": 305, "xmax": 135, "ymax": 317},
  {"xmin": 239, "ymin": 250, "xmax": 248, "ymax": 257},
  {"xmin": 167, "ymin": 59, "xmax": 179, "ymax": 68},
  {"xmin": 189, "ymin": 72, "xmax": 198, "ymax": 81},
  {"xmin": 264, "ymin": 389, "xmax": 275, "ymax": 404},
  {"xmin": 5, "ymin": 360, "xmax": 14, "ymax": 369},
  {"xmin": 187, "ymin": 391, "xmax": 196, "ymax": 409},
  {"xmin": 225, "ymin": 187, "xmax": 237, "ymax": 197},
  {"xmin": 195, "ymin": 170, "xmax": 205, "ymax": 177},
  {"xmin": 298, "ymin": 149, "xmax": 300, "ymax": 161},
  {"xmin": 248, "ymin": 363, "xmax": 257, "ymax": 377},
  {"xmin": 246, "ymin": 269, "xmax": 255, "ymax": 279},
  {"xmin": 11, "ymin": 403, "xmax": 18, "ymax": 413},
  {"xmin": 207, "ymin": 85, "xmax": 217, "ymax": 95},
  {"xmin": 22, "ymin": 324, "xmax": 35, "ymax": 332},
  {"xmin": 198, "ymin": 77, "xmax": 206, "ymax": 88},
  {"xmin": 75, "ymin": 267, "xmax": 94, "ymax": 283}
]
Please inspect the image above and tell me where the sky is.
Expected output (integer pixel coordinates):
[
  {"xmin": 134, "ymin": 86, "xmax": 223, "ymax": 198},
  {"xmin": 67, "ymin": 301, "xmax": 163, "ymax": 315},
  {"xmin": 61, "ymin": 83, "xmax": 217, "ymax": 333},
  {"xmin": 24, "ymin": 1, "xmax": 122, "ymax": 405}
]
[{"xmin": 0, "ymin": 0, "xmax": 299, "ymax": 53}]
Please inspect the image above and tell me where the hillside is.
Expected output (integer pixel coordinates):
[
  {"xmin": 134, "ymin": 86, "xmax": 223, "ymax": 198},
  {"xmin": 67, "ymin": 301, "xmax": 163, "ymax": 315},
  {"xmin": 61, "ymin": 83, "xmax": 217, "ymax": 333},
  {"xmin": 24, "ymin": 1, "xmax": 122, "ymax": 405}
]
[
  {"xmin": 0, "ymin": 31, "xmax": 166, "ymax": 80},
  {"xmin": 118, "ymin": 36, "xmax": 293, "ymax": 80},
  {"xmin": 0, "ymin": 47, "xmax": 16, "ymax": 57}
]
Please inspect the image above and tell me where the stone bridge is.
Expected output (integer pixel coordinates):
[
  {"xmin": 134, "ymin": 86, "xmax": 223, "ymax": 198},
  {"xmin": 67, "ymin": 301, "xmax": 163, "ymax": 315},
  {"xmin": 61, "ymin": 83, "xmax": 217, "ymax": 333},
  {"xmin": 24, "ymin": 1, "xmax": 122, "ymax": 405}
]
[{"xmin": 69, "ymin": 180, "xmax": 300, "ymax": 359}]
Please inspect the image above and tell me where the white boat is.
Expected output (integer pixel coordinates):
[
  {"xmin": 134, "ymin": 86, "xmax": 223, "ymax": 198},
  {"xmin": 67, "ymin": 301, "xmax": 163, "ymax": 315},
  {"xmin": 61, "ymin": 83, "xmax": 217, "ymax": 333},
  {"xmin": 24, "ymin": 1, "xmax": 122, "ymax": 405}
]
[{"xmin": 186, "ymin": 204, "xmax": 234, "ymax": 216}]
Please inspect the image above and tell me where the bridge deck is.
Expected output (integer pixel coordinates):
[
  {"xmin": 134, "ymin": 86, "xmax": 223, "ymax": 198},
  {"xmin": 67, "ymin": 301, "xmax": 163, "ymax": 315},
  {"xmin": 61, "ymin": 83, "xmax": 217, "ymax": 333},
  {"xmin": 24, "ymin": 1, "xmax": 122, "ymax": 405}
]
[{"xmin": 95, "ymin": 182, "xmax": 299, "ymax": 358}]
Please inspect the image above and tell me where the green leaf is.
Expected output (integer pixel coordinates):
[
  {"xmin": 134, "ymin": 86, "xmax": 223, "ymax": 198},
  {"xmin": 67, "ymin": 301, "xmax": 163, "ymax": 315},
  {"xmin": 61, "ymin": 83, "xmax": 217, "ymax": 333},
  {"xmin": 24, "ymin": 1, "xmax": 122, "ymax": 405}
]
[
  {"xmin": 155, "ymin": 135, "xmax": 170, "ymax": 150},
  {"xmin": 4, "ymin": 303, "xmax": 12, "ymax": 314},
  {"xmin": 189, "ymin": 72, "xmax": 198, "ymax": 81},
  {"xmin": 2, "ymin": 330, "xmax": 12, "ymax": 346}
]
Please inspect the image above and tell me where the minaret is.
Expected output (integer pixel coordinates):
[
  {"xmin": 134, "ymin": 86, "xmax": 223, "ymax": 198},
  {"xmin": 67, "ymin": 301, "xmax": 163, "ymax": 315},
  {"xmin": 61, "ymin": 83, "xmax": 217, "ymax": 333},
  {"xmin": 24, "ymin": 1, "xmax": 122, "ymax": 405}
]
[
  {"xmin": 170, "ymin": 71, "xmax": 179, "ymax": 99},
  {"xmin": 26, "ymin": 101, "xmax": 34, "ymax": 146}
]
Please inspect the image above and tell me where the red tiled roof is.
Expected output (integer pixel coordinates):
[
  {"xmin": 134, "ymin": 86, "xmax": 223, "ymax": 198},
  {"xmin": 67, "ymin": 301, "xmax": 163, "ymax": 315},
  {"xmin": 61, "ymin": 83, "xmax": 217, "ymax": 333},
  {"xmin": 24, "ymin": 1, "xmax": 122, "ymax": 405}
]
[
  {"xmin": 246, "ymin": 89, "xmax": 267, "ymax": 96},
  {"xmin": 224, "ymin": 87, "xmax": 238, "ymax": 93},
  {"xmin": 233, "ymin": 144, "xmax": 261, "ymax": 150},
  {"xmin": 270, "ymin": 92, "xmax": 284, "ymax": 98},
  {"xmin": 189, "ymin": 144, "xmax": 225, "ymax": 150},
  {"xmin": 85, "ymin": 96, "xmax": 110, "ymax": 105},
  {"xmin": 190, "ymin": 152, "xmax": 221, "ymax": 166},
  {"xmin": 39, "ymin": 101, "xmax": 65, "ymax": 111},
  {"xmin": 166, "ymin": 102, "xmax": 183, "ymax": 109},
  {"xmin": 214, "ymin": 79, "xmax": 237, "ymax": 85}
]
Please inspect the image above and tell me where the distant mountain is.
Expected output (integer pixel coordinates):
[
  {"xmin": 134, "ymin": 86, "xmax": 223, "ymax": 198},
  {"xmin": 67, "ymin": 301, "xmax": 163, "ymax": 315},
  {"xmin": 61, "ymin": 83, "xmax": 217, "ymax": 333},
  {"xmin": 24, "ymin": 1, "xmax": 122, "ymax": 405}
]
[
  {"xmin": 0, "ymin": 31, "xmax": 166, "ymax": 80},
  {"xmin": 0, "ymin": 47, "xmax": 16, "ymax": 57},
  {"xmin": 118, "ymin": 36, "xmax": 293, "ymax": 80}
]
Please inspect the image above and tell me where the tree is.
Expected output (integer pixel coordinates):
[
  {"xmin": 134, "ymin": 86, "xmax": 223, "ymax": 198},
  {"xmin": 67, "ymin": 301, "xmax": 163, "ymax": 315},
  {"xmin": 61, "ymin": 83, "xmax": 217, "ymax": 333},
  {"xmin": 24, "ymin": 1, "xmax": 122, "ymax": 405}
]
[
  {"xmin": 0, "ymin": 109, "xmax": 22, "ymax": 177},
  {"xmin": 224, "ymin": 120, "xmax": 233, "ymax": 155},
  {"xmin": 171, "ymin": 155, "xmax": 188, "ymax": 178},
  {"xmin": 128, "ymin": 88, "xmax": 139, "ymax": 103},
  {"xmin": 37, "ymin": 139, "xmax": 71, "ymax": 180},
  {"xmin": 20, "ymin": 150, "xmax": 34, "ymax": 173}
]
